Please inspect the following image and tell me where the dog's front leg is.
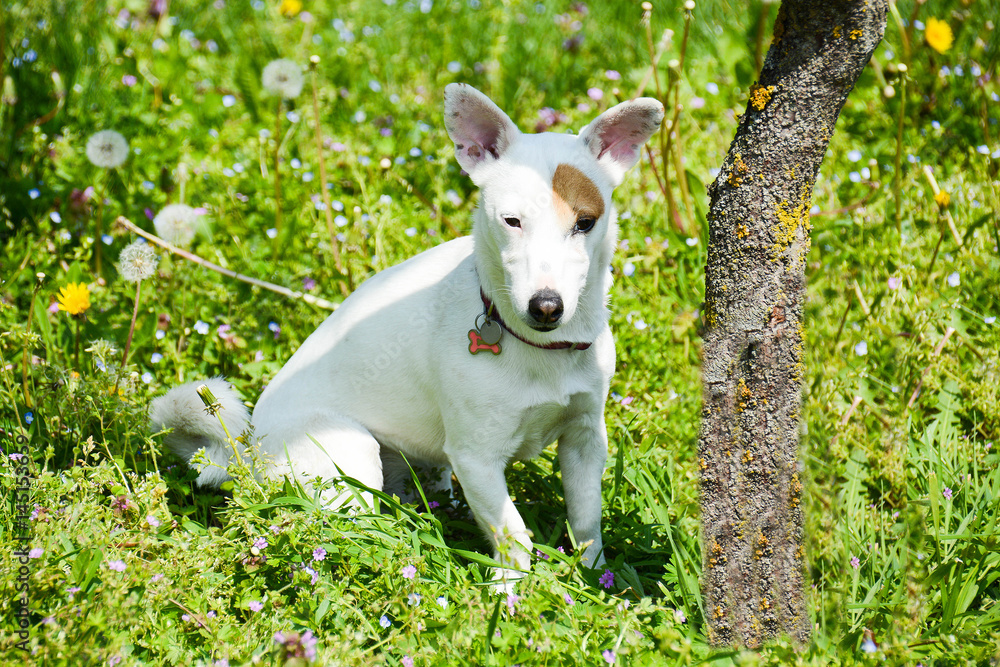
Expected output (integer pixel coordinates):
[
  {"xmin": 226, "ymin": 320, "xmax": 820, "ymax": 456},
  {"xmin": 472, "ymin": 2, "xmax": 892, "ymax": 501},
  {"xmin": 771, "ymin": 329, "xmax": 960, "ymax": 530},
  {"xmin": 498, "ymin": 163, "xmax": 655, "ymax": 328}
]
[
  {"xmin": 557, "ymin": 411, "xmax": 609, "ymax": 569},
  {"xmin": 448, "ymin": 450, "xmax": 532, "ymax": 581}
]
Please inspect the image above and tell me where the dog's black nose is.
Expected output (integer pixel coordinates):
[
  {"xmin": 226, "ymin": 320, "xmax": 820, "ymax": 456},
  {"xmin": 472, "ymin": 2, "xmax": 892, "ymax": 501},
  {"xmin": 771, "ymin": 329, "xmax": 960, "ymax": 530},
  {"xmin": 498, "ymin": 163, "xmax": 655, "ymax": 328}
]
[{"xmin": 528, "ymin": 289, "xmax": 563, "ymax": 326}]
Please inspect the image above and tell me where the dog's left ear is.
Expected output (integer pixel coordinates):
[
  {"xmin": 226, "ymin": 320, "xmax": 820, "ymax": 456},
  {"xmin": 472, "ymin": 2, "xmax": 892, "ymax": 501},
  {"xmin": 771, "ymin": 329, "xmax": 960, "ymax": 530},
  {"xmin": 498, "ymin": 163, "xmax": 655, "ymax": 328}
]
[
  {"xmin": 579, "ymin": 98, "xmax": 664, "ymax": 186},
  {"xmin": 444, "ymin": 83, "xmax": 520, "ymax": 180}
]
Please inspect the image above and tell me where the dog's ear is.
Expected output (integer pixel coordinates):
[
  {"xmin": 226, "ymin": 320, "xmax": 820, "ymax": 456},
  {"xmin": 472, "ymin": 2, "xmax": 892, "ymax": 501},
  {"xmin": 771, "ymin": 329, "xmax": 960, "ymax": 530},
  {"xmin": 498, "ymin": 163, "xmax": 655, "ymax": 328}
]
[
  {"xmin": 579, "ymin": 98, "xmax": 664, "ymax": 185},
  {"xmin": 444, "ymin": 83, "xmax": 520, "ymax": 178}
]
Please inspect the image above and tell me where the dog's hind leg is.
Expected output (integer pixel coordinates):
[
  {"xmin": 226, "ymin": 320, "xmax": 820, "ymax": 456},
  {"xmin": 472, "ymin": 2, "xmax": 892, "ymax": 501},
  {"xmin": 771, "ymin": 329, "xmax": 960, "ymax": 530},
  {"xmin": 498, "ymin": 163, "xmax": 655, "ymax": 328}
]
[{"xmin": 260, "ymin": 414, "xmax": 384, "ymax": 510}]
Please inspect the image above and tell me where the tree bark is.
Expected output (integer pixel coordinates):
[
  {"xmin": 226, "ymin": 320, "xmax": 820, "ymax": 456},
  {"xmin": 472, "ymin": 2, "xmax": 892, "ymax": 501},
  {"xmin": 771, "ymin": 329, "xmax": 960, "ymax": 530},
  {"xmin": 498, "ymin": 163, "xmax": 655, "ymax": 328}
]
[{"xmin": 698, "ymin": 0, "xmax": 886, "ymax": 648}]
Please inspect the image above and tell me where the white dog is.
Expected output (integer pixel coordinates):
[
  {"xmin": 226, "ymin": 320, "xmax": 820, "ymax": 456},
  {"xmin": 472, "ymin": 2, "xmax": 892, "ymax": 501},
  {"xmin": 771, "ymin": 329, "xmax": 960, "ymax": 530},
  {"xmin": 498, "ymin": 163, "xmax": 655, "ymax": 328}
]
[{"xmin": 151, "ymin": 84, "xmax": 663, "ymax": 580}]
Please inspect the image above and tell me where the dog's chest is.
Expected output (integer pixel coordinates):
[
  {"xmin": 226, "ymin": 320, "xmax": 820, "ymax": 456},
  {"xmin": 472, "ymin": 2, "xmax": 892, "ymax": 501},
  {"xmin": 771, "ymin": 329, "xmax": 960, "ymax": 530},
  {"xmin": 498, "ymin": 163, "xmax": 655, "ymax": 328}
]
[{"xmin": 509, "ymin": 389, "xmax": 589, "ymax": 460}]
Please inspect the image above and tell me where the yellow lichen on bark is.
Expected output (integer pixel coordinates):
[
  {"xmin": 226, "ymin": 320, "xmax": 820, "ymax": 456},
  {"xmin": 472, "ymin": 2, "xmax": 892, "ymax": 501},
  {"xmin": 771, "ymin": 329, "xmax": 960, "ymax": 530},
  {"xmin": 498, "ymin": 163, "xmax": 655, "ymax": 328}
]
[
  {"xmin": 749, "ymin": 84, "xmax": 776, "ymax": 110},
  {"xmin": 773, "ymin": 198, "xmax": 812, "ymax": 256}
]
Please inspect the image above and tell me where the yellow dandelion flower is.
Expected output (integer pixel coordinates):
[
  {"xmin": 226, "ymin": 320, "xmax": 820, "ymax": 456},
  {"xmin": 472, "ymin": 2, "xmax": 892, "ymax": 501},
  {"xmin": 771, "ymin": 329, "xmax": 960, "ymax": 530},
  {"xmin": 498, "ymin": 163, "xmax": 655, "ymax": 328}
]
[
  {"xmin": 934, "ymin": 190, "xmax": 950, "ymax": 208},
  {"xmin": 57, "ymin": 282, "xmax": 91, "ymax": 316},
  {"xmin": 279, "ymin": 0, "xmax": 302, "ymax": 17},
  {"xmin": 925, "ymin": 18, "xmax": 953, "ymax": 54}
]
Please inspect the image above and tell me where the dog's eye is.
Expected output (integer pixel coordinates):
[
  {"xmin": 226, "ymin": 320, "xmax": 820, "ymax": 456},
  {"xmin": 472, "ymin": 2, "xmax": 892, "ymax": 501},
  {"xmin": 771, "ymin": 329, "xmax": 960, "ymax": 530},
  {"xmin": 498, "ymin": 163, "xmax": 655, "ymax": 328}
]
[
  {"xmin": 574, "ymin": 217, "xmax": 597, "ymax": 234},
  {"xmin": 502, "ymin": 216, "xmax": 521, "ymax": 228}
]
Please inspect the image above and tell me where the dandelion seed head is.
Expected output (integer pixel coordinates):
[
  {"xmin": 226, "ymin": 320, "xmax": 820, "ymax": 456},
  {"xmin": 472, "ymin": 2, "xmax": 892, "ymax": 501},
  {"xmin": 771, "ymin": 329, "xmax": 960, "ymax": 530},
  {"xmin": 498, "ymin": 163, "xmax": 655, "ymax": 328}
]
[
  {"xmin": 262, "ymin": 59, "xmax": 304, "ymax": 99},
  {"xmin": 117, "ymin": 240, "xmax": 159, "ymax": 282},
  {"xmin": 86, "ymin": 130, "xmax": 130, "ymax": 168},
  {"xmin": 154, "ymin": 203, "xmax": 204, "ymax": 247}
]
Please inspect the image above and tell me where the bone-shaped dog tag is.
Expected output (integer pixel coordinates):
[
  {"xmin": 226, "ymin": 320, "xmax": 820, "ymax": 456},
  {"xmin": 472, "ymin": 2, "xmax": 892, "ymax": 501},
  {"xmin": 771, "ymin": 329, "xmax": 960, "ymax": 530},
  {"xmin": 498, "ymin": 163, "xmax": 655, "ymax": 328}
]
[
  {"xmin": 478, "ymin": 319, "xmax": 502, "ymax": 346},
  {"xmin": 469, "ymin": 329, "xmax": 501, "ymax": 355}
]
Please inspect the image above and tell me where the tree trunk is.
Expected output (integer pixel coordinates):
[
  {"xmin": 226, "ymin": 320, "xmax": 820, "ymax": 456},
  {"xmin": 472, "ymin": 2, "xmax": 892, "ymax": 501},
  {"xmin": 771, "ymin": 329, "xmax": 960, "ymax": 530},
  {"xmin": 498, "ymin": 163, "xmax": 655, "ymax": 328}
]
[{"xmin": 698, "ymin": 0, "xmax": 886, "ymax": 648}]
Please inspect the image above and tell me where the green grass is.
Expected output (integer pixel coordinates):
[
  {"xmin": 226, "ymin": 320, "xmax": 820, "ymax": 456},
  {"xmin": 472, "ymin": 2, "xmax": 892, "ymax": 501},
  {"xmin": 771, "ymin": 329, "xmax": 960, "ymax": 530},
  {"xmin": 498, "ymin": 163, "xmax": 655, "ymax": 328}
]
[{"xmin": 1, "ymin": 0, "xmax": 998, "ymax": 664}]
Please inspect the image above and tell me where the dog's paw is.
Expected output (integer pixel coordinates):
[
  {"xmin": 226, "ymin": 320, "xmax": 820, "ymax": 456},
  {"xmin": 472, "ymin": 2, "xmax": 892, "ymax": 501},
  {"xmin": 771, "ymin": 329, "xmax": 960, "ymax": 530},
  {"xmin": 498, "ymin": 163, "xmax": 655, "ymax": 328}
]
[{"xmin": 488, "ymin": 567, "xmax": 525, "ymax": 596}]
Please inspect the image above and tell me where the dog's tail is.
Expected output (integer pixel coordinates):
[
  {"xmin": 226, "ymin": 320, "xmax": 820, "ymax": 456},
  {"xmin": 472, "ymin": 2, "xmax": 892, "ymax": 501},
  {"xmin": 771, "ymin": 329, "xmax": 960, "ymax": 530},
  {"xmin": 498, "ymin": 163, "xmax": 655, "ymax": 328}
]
[{"xmin": 149, "ymin": 377, "xmax": 251, "ymax": 487}]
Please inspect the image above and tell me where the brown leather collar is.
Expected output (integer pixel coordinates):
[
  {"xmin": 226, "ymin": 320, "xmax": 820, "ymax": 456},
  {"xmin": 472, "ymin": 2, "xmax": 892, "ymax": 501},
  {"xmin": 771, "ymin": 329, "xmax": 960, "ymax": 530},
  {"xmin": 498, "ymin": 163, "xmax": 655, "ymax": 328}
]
[{"xmin": 480, "ymin": 289, "xmax": 592, "ymax": 351}]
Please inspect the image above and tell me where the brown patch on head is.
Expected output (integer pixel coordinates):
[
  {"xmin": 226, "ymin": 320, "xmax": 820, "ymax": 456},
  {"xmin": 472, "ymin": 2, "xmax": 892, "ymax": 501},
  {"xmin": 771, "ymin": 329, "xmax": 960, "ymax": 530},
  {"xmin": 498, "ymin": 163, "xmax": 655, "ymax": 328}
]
[{"xmin": 552, "ymin": 164, "xmax": 605, "ymax": 232}]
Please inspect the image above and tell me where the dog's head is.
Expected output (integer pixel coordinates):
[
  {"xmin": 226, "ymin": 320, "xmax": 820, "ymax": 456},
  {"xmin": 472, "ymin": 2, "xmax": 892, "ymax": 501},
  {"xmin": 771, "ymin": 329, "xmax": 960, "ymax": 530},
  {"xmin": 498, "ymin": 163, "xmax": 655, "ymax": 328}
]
[{"xmin": 444, "ymin": 83, "xmax": 663, "ymax": 338}]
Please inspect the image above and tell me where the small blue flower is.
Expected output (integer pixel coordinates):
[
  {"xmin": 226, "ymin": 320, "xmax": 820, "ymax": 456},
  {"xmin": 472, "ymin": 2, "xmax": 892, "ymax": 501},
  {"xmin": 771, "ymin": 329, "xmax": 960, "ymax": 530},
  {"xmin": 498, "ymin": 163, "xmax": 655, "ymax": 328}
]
[
  {"xmin": 29, "ymin": 188, "xmax": 40, "ymax": 199},
  {"xmin": 222, "ymin": 95, "xmax": 236, "ymax": 107},
  {"xmin": 150, "ymin": 352, "xmax": 163, "ymax": 363},
  {"xmin": 379, "ymin": 615, "xmax": 391, "ymax": 628},
  {"xmin": 24, "ymin": 412, "xmax": 33, "ymax": 425}
]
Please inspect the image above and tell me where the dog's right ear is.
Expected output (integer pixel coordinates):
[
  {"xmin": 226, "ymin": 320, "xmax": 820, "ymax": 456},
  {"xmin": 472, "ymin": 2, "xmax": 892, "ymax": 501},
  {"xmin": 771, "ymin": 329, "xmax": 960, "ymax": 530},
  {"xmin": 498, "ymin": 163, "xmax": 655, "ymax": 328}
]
[{"xmin": 444, "ymin": 83, "xmax": 519, "ymax": 179}]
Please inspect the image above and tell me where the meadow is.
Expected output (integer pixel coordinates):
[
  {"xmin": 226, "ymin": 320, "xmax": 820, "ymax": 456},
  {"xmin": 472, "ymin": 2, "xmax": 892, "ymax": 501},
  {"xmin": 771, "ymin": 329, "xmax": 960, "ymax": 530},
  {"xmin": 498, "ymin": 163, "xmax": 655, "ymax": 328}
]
[{"xmin": 1, "ymin": 0, "xmax": 998, "ymax": 664}]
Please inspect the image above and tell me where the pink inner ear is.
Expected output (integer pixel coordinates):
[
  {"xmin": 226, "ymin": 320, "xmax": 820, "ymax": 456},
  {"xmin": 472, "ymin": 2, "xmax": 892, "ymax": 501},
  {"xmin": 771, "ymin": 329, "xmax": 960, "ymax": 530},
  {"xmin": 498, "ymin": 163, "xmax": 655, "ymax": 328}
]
[
  {"xmin": 587, "ymin": 103, "xmax": 663, "ymax": 167},
  {"xmin": 453, "ymin": 110, "xmax": 505, "ymax": 159}
]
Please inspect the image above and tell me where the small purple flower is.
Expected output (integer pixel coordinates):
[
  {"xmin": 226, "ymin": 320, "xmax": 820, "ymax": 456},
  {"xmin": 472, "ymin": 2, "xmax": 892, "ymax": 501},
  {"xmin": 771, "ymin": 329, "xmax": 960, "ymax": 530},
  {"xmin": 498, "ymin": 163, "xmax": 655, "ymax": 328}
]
[
  {"xmin": 401, "ymin": 564, "xmax": 417, "ymax": 580},
  {"xmin": 850, "ymin": 556, "xmax": 860, "ymax": 570},
  {"xmin": 887, "ymin": 276, "xmax": 901, "ymax": 290},
  {"xmin": 253, "ymin": 537, "xmax": 268, "ymax": 550},
  {"xmin": 248, "ymin": 600, "xmax": 263, "ymax": 612},
  {"xmin": 536, "ymin": 549, "xmax": 549, "ymax": 560},
  {"xmin": 302, "ymin": 276, "xmax": 317, "ymax": 291},
  {"xmin": 146, "ymin": 515, "xmax": 160, "ymax": 527},
  {"xmin": 28, "ymin": 547, "xmax": 43, "ymax": 559},
  {"xmin": 401, "ymin": 657, "xmax": 414, "ymax": 667},
  {"xmin": 602, "ymin": 649, "xmax": 616, "ymax": 664},
  {"xmin": 313, "ymin": 547, "xmax": 327, "ymax": 561},
  {"xmin": 150, "ymin": 573, "xmax": 164, "ymax": 582},
  {"xmin": 674, "ymin": 608, "xmax": 686, "ymax": 623},
  {"xmin": 605, "ymin": 69, "xmax": 621, "ymax": 81},
  {"xmin": 506, "ymin": 593, "xmax": 520, "ymax": 613},
  {"xmin": 564, "ymin": 593, "xmax": 575, "ymax": 606},
  {"xmin": 268, "ymin": 321, "xmax": 281, "ymax": 339},
  {"xmin": 428, "ymin": 500, "xmax": 440, "ymax": 509},
  {"xmin": 303, "ymin": 566, "xmax": 319, "ymax": 585},
  {"xmin": 599, "ymin": 569, "xmax": 614, "ymax": 589},
  {"xmin": 269, "ymin": 524, "xmax": 282, "ymax": 534},
  {"xmin": 943, "ymin": 487, "xmax": 953, "ymax": 500},
  {"xmin": 10, "ymin": 453, "xmax": 24, "ymax": 461},
  {"xmin": 587, "ymin": 87, "xmax": 604, "ymax": 101},
  {"xmin": 122, "ymin": 74, "xmax": 138, "ymax": 87},
  {"xmin": 107, "ymin": 559, "xmax": 126, "ymax": 572}
]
